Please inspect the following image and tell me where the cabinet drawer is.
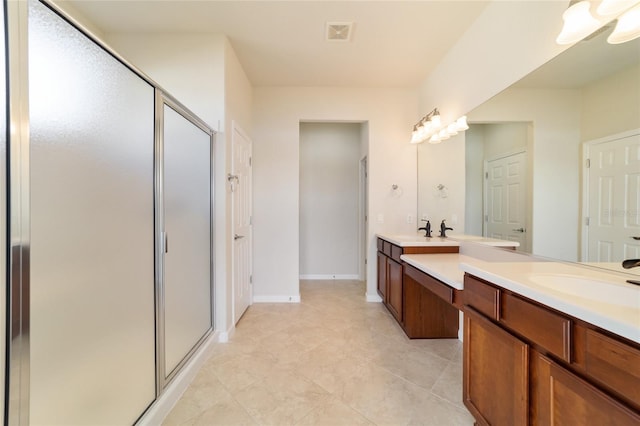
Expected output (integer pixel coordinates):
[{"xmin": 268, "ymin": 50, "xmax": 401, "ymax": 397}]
[
  {"xmin": 463, "ymin": 274, "xmax": 500, "ymax": 321},
  {"xmin": 584, "ymin": 328, "xmax": 640, "ymax": 408},
  {"xmin": 390, "ymin": 244, "xmax": 402, "ymax": 262},
  {"xmin": 501, "ymin": 293, "xmax": 571, "ymax": 363},
  {"xmin": 377, "ymin": 238, "xmax": 384, "ymax": 252},
  {"xmin": 383, "ymin": 241, "xmax": 392, "ymax": 257},
  {"xmin": 405, "ymin": 264, "xmax": 453, "ymax": 304}
]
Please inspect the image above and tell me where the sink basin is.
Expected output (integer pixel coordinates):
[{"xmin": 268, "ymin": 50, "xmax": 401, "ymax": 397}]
[{"xmin": 528, "ymin": 273, "xmax": 640, "ymax": 309}]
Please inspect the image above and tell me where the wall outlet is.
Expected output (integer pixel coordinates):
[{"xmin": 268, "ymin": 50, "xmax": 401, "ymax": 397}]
[
  {"xmin": 407, "ymin": 214, "xmax": 413, "ymax": 224},
  {"xmin": 451, "ymin": 214, "xmax": 458, "ymax": 225},
  {"xmin": 377, "ymin": 213, "xmax": 384, "ymax": 223}
]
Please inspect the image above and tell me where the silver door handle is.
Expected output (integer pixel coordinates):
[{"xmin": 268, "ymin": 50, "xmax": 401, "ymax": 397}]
[
  {"xmin": 632, "ymin": 236, "xmax": 640, "ymax": 240},
  {"xmin": 512, "ymin": 228, "xmax": 526, "ymax": 233},
  {"xmin": 234, "ymin": 234, "xmax": 244, "ymax": 240},
  {"xmin": 164, "ymin": 232, "xmax": 169, "ymax": 253}
]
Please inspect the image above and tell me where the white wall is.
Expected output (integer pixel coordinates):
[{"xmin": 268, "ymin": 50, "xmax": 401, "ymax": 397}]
[
  {"xmin": 253, "ymin": 87, "xmax": 418, "ymax": 302},
  {"xmin": 483, "ymin": 123, "xmax": 529, "ymax": 160},
  {"xmin": 299, "ymin": 123, "xmax": 360, "ymax": 279},
  {"xmin": 469, "ymin": 88, "xmax": 582, "ymax": 261},
  {"xmin": 417, "ymin": 1, "xmax": 569, "ymax": 124},
  {"xmin": 581, "ymin": 63, "xmax": 640, "ymax": 142}
]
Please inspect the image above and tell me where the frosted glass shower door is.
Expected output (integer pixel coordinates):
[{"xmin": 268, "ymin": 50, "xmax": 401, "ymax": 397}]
[
  {"xmin": 29, "ymin": 1, "xmax": 156, "ymax": 424},
  {"xmin": 162, "ymin": 103, "xmax": 213, "ymax": 379}
]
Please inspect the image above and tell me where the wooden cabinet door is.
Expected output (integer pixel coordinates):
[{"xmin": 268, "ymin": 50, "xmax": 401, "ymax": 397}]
[
  {"xmin": 532, "ymin": 351, "xmax": 640, "ymax": 425},
  {"xmin": 387, "ymin": 258, "xmax": 403, "ymax": 322},
  {"xmin": 377, "ymin": 252, "xmax": 387, "ymax": 301},
  {"xmin": 464, "ymin": 307, "xmax": 529, "ymax": 426}
]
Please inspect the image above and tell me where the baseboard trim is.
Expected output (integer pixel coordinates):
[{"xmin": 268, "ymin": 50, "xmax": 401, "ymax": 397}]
[
  {"xmin": 137, "ymin": 330, "xmax": 221, "ymax": 425},
  {"xmin": 253, "ymin": 295, "xmax": 301, "ymax": 303},
  {"xmin": 366, "ymin": 293, "xmax": 383, "ymax": 302},
  {"xmin": 218, "ymin": 323, "xmax": 235, "ymax": 343},
  {"xmin": 300, "ymin": 274, "xmax": 360, "ymax": 280}
]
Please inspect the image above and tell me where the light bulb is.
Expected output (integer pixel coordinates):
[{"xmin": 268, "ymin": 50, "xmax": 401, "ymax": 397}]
[
  {"xmin": 430, "ymin": 112, "xmax": 441, "ymax": 128},
  {"xmin": 429, "ymin": 134, "xmax": 441, "ymax": 144},
  {"xmin": 439, "ymin": 129, "xmax": 450, "ymax": 141},
  {"xmin": 556, "ymin": 1, "xmax": 602, "ymax": 45},
  {"xmin": 455, "ymin": 116, "xmax": 469, "ymax": 131},
  {"xmin": 608, "ymin": 3, "xmax": 640, "ymax": 43},
  {"xmin": 447, "ymin": 123, "xmax": 458, "ymax": 136}
]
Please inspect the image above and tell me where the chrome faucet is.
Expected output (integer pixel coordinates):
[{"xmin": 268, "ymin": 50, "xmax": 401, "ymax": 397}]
[
  {"xmin": 418, "ymin": 219, "xmax": 432, "ymax": 237},
  {"xmin": 439, "ymin": 219, "xmax": 453, "ymax": 238}
]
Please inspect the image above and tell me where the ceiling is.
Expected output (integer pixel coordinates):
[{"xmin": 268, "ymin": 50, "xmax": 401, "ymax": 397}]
[{"xmin": 60, "ymin": 0, "xmax": 490, "ymax": 88}]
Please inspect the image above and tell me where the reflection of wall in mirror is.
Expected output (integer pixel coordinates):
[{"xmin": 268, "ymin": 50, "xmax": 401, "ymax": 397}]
[
  {"xmin": 465, "ymin": 62, "xmax": 639, "ymax": 262},
  {"xmin": 416, "ymin": 133, "xmax": 465, "ymax": 231}
]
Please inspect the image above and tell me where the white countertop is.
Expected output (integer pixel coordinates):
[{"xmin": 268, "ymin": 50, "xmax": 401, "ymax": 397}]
[
  {"xmin": 460, "ymin": 259, "xmax": 640, "ymax": 344},
  {"xmin": 397, "ymin": 252, "xmax": 639, "ymax": 343},
  {"xmin": 377, "ymin": 232, "xmax": 519, "ymax": 248},
  {"xmin": 401, "ymin": 253, "xmax": 468, "ymax": 290}
]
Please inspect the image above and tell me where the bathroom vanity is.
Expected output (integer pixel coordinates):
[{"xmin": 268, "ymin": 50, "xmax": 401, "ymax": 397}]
[
  {"xmin": 459, "ymin": 260, "xmax": 640, "ymax": 425},
  {"xmin": 376, "ymin": 236, "xmax": 458, "ymax": 336},
  {"xmin": 376, "ymin": 234, "xmax": 640, "ymax": 422},
  {"xmin": 376, "ymin": 234, "xmax": 517, "ymax": 338}
]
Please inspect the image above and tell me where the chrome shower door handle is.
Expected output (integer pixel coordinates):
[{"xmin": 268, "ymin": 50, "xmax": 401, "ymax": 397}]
[
  {"xmin": 512, "ymin": 228, "xmax": 526, "ymax": 233},
  {"xmin": 234, "ymin": 234, "xmax": 244, "ymax": 241}
]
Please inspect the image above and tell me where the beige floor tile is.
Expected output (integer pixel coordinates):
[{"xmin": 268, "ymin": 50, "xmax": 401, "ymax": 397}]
[
  {"xmin": 294, "ymin": 395, "xmax": 374, "ymax": 426},
  {"xmin": 185, "ymin": 395, "xmax": 258, "ymax": 426},
  {"xmin": 431, "ymin": 360, "xmax": 465, "ymax": 409},
  {"xmin": 233, "ymin": 371, "xmax": 329, "ymax": 426},
  {"xmin": 163, "ymin": 280, "xmax": 473, "ymax": 426},
  {"xmin": 162, "ymin": 375, "xmax": 232, "ymax": 425}
]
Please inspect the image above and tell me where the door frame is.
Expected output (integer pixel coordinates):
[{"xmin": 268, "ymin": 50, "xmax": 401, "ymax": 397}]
[
  {"xmin": 359, "ymin": 156, "xmax": 368, "ymax": 281},
  {"xmin": 230, "ymin": 120, "xmax": 253, "ymax": 324},
  {"xmin": 581, "ymin": 128, "xmax": 640, "ymax": 261}
]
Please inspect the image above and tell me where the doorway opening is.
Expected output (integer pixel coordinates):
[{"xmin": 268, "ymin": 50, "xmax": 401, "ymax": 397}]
[{"xmin": 299, "ymin": 122, "xmax": 367, "ymax": 283}]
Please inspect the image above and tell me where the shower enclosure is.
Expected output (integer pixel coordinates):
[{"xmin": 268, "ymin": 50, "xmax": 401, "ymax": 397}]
[{"xmin": 4, "ymin": 1, "xmax": 216, "ymax": 424}]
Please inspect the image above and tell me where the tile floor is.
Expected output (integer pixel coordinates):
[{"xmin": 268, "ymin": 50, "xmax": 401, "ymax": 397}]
[{"xmin": 163, "ymin": 280, "xmax": 474, "ymax": 426}]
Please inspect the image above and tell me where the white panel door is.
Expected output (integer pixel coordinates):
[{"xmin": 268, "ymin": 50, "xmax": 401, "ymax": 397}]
[
  {"xmin": 586, "ymin": 133, "xmax": 640, "ymax": 262},
  {"xmin": 485, "ymin": 152, "xmax": 528, "ymax": 249},
  {"xmin": 232, "ymin": 123, "xmax": 252, "ymax": 324}
]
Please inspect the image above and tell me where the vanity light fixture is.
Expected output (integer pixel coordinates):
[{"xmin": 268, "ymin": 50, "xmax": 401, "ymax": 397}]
[
  {"xmin": 409, "ymin": 108, "xmax": 469, "ymax": 144},
  {"xmin": 556, "ymin": 0, "xmax": 640, "ymax": 45}
]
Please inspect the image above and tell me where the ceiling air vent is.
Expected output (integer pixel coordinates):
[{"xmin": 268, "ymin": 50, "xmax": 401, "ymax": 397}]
[{"xmin": 326, "ymin": 22, "xmax": 353, "ymax": 42}]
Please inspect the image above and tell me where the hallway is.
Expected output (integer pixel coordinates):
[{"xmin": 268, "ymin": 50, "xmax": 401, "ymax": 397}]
[{"xmin": 163, "ymin": 280, "xmax": 473, "ymax": 425}]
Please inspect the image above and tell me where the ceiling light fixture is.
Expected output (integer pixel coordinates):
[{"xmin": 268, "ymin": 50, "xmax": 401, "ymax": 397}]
[
  {"xmin": 409, "ymin": 108, "xmax": 469, "ymax": 144},
  {"xmin": 608, "ymin": 3, "xmax": 640, "ymax": 43},
  {"xmin": 556, "ymin": 1, "xmax": 602, "ymax": 44},
  {"xmin": 556, "ymin": 0, "xmax": 640, "ymax": 45}
]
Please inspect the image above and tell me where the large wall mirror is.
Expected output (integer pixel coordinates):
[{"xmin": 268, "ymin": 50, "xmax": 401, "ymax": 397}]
[{"xmin": 418, "ymin": 24, "xmax": 640, "ymax": 273}]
